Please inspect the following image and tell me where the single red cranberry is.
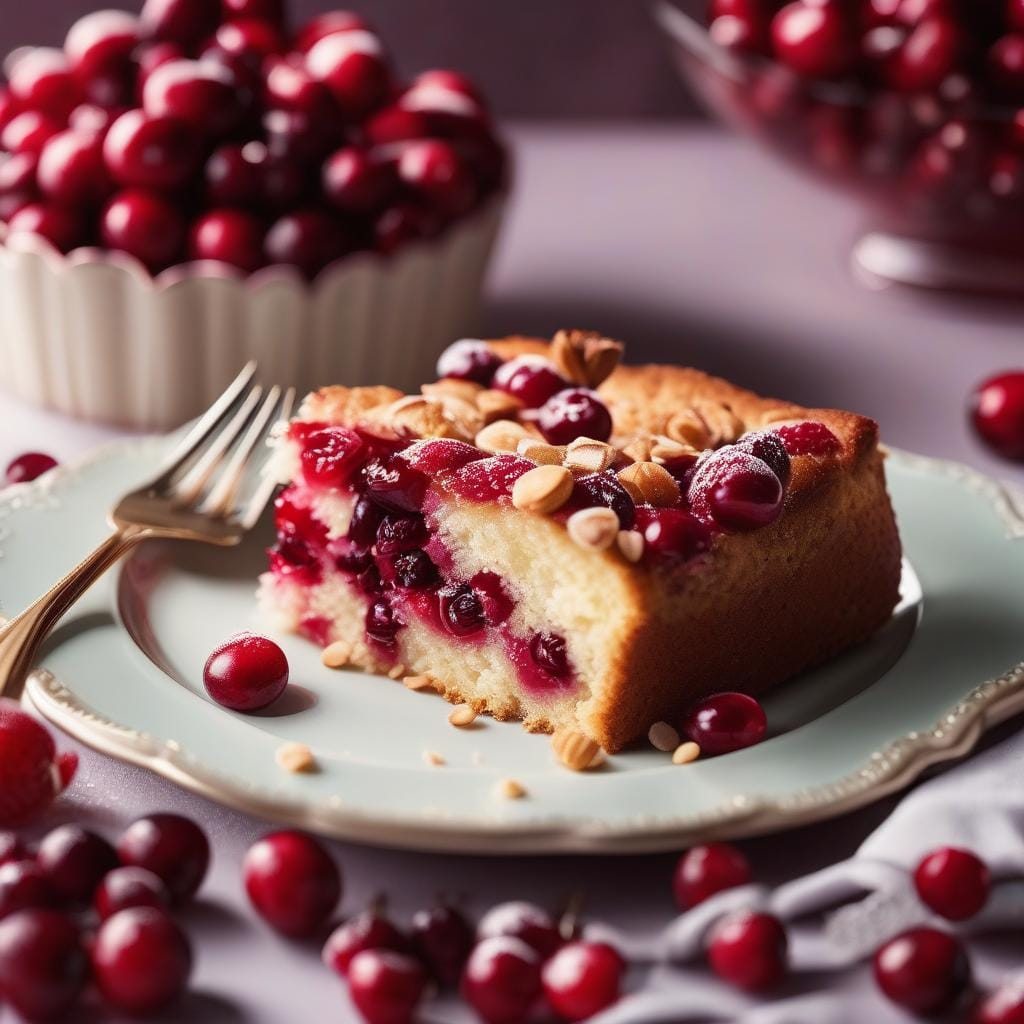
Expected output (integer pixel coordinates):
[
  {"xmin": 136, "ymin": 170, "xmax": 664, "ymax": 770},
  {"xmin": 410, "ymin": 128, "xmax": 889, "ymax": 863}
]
[
  {"xmin": 530, "ymin": 633, "xmax": 572, "ymax": 679},
  {"xmin": 989, "ymin": 35, "xmax": 1024, "ymax": 98},
  {"xmin": 2, "ymin": 111, "xmax": 64, "ymax": 157},
  {"xmin": 537, "ymin": 388, "xmax": 613, "ymax": 446},
  {"xmin": 37, "ymin": 129, "xmax": 110, "ymax": 206},
  {"xmin": 323, "ymin": 911, "xmax": 408, "ymax": 978},
  {"xmin": 305, "ymin": 30, "xmax": 391, "ymax": 118},
  {"xmin": 972, "ymin": 372, "xmax": 1024, "ymax": 460},
  {"xmin": 117, "ymin": 814, "xmax": 210, "ymax": 904},
  {"xmin": 410, "ymin": 903, "xmax": 473, "ymax": 987},
  {"xmin": 140, "ymin": 0, "xmax": 220, "ymax": 48},
  {"xmin": 634, "ymin": 507, "xmax": 713, "ymax": 566},
  {"xmin": 92, "ymin": 907, "xmax": 192, "ymax": 1013},
  {"xmin": 204, "ymin": 142, "xmax": 264, "ymax": 206},
  {"xmin": 571, "ymin": 472, "xmax": 636, "ymax": 530},
  {"xmin": 299, "ymin": 426, "xmax": 366, "ymax": 487},
  {"xmin": 203, "ymin": 632, "xmax": 289, "ymax": 712},
  {"xmin": 875, "ymin": 17, "xmax": 962, "ymax": 92},
  {"xmin": 0, "ymin": 861, "xmax": 57, "ymax": 920},
  {"xmin": 0, "ymin": 910, "xmax": 88, "ymax": 1020},
  {"xmin": 101, "ymin": 188, "xmax": 184, "ymax": 271},
  {"xmin": 397, "ymin": 139, "xmax": 477, "ymax": 216},
  {"xmin": 708, "ymin": 911, "xmax": 788, "ymax": 992},
  {"xmin": 874, "ymin": 927, "xmax": 971, "ymax": 1015},
  {"xmin": 9, "ymin": 49, "xmax": 79, "ymax": 120},
  {"xmin": 436, "ymin": 339, "xmax": 501, "ymax": 385},
  {"xmin": 447, "ymin": 454, "xmax": 534, "ymax": 502},
  {"xmin": 0, "ymin": 834, "xmax": 27, "ymax": 868},
  {"xmin": 364, "ymin": 457, "xmax": 429, "ymax": 513},
  {"xmin": 346, "ymin": 498, "xmax": 383, "ymax": 550},
  {"xmin": 493, "ymin": 356, "xmax": 569, "ymax": 409},
  {"xmin": 542, "ymin": 941, "xmax": 625, "ymax": 1022},
  {"xmin": 189, "ymin": 209, "xmax": 266, "ymax": 274},
  {"xmin": 243, "ymin": 831, "xmax": 341, "ymax": 937},
  {"xmin": 264, "ymin": 209, "xmax": 353, "ymax": 280},
  {"xmin": 135, "ymin": 41, "xmax": 185, "ymax": 94},
  {"xmin": 673, "ymin": 843, "xmax": 753, "ymax": 910},
  {"xmin": 364, "ymin": 105, "xmax": 431, "ymax": 146},
  {"xmin": 477, "ymin": 901, "xmax": 562, "ymax": 959},
  {"xmin": 462, "ymin": 936, "xmax": 543, "ymax": 1024},
  {"xmin": 0, "ymin": 148, "xmax": 39, "ymax": 196},
  {"xmin": 440, "ymin": 585, "xmax": 486, "ymax": 637},
  {"xmin": 264, "ymin": 56, "xmax": 334, "ymax": 114},
  {"xmin": 259, "ymin": 150, "xmax": 309, "ymax": 211},
  {"xmin": 103, "ymin": 109, "xmax": 199, "ymax": 191},
  {"xmin": 5, "ymin": 452, "xmax": 57, "ymax": 485},
  {"xmin": 365, "ymin": 597, "xmax": 401, "ymax": 648},
  {"xmin": 682, "ymin": 692, "xmax": 767, "ymax": 756},
  {"xmin": 688, "ymin": 451, "xmax": 783, "ymax": 532},
  {"xmin": 7, "ymin": 202, "xmax": 83, "ymax": 253},
  {"xmin": 771, "ymin": 1, "xmax": 854, "ymax": 78},
  {"xmin": 775, "ymin": 420, "xmax": 841, "ymax": 456},
  {"xmin": 65, "ymin": 10, "xmax": 140, "ymax": 80},
  {"xmin": 914, "ymin": 847, "xmax": 990, "ymax": 921},
  {"xmin": 403, "ymin": 438, "xmax": 484, "ymax": 475},
  {"xmin": 348, "ymin": 949, "xmax": 428, "ymax": 1024},
  {"xmin": 974, "ymin": 979, "xmax": 1024, "ymax": 1024},
  {"xmin": 471, "ymin": 572, "xmax": 515, "ymax": 627},
  {"xmin": 207, "ymin": 18, "xmax": 284, "ymax": 68},
  {"xmin": 0, "ymin": 88, "xmax": 20, "ymax": 132},
  {"xmin": 323, "ymin": 147, "xmax": 396, "ymax": 214},
  {"xmin": 0, "ymin": 700, "xmax": 73, "ymax": 824},
  {"xmin": 414, "ymin": 69, "xmax": 486, "ymax": 105},
  {"xmin": 36, "ymin": 824, "xmax": 118, "ymax": 904},
  {"xmin": 262, "ymin": 106, "xmax": 343, "ymax": 164},
  {"xmin": 396, "ymin": 82, "xmax": 489, "ymax": 140},
  {"xmin": 374, "ymin": 201, "xmax": 442, "ymax": 254},
  {"xmin": 95, "ymin": 867, "xmax": 170, "ymax": 920},
  {"xmin": 734, "ymin": 431, "xmax": 791, "ymax": 486},
  {"xmin": 294, "ymin": 12, "xmax": 371, "ymax": 53},
  {"xmin": 143, "ymin": 59, "xmax": 242, "ymax": 139}
]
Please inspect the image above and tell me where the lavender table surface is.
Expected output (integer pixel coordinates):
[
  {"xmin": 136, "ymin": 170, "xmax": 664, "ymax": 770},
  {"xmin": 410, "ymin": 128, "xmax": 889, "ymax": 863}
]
[{"xmin": 2, "ymin": 124, "xmax": 1022, "ymax": 1023}]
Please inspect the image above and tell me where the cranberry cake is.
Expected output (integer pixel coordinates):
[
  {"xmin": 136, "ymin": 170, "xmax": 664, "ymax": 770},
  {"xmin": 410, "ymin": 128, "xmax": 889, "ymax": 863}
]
[{"xmin": 259, "ymin": 331, "xmax": 902, "ymax": 753}]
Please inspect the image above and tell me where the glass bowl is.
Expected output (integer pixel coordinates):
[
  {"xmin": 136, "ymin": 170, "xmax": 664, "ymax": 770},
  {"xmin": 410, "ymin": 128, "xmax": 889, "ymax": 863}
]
[{"xmin": 656, "ymin": 1, "xmax": 1024, "ymax": 296}]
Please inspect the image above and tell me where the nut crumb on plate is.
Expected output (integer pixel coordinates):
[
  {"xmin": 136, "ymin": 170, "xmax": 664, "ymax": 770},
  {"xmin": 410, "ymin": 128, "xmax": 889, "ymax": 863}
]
[
  {"xmin": 423, "ymin": 750, "xmax": 446, "ymax": 767},
  {"xmin": 449, "ymin": 704, "xmax": 477, "ymax": 728},
  {"xmin": 404, "ymin": 674, "xmax": 433, "ymax": 691},
  {"xmin": 495, "ymin": 778, "xmax": 527, "ymax": 800},
  {"xmin": 648, "ymin": 721, "xmax": 681, "ymax": 752},
  {"xmin": 672, "ymin": 741, "xmax": 701, "ymax": 765},
  {"xmin": 321, "ymin": 641, "xmax": 351, "ymax": 669},
  {"xmin": 275, "ymin": 742, "xmax": 318, "ymax": 774},
  {"xmin": 552, "ymin": 728, "xmax": 604, "ymax": 772},
  {"xmin": 387, "ymin": 663, "xmax": 407, "ymax": 680}
]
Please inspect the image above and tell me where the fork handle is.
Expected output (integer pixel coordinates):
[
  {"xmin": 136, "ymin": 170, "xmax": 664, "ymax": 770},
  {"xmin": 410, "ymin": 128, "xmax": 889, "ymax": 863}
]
[{"xmin": 0, "ymin": 525, "xmax": 149, "ymax": 701}]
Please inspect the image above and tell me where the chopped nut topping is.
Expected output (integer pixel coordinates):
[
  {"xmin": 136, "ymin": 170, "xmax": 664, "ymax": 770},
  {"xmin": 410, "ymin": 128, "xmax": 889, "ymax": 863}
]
[
  {"xmin": 551, "ymin": 329, "xmax": 624, "ymax": 389},
  {"xmin": 423, "ymin": 750, "xmax": 447, "ymax": 766},
  {"xmin": 616, "ymin": 462, "xmax": 681, "ymax": 507},
  {"xmin": 276, "ymin": 742, "xmax": 318, "ymax": 774},
  {"xmin": 512, "ymin": 465, "xmax": 574, "ymax": 514},
  {"xmin": 620, "ymin": 437, "xmax": 653, "ymax": 464},
  {"xmin": 564, "ymin": 437, "xmax": 616, "ymax": 474},
  {"xmin": 321, "ymin": 641, "xmax": 352, "ymax": 669},
  {"xmin": 566, "ymin": 507, "xmax": 619, "ymax": 551},
  {"xmin": 475, "ymin": 418, "xmax": 531, "ymax": 454},
  {"xmin": 665, "ymin": 408, "xmax": 711, "ymax": 450},
  {"xmin": 648, "ymin": 721, "xmax": 681, "ymax": 752},
  {"xmin": 477, "ymin": 389, "xmax": 524, "ymax": 424},
  {"xmin": 388, "ymin": 663, "xmax": 407, "ymax": 679},
  {"xmin": 695, "ymin": 400, "xmax": 744, "ymax": 446},
  {"xmin": 552, "ymin": 729, "xmax": 604, "ymax": 771},
  {"xmin": 299, "ymin": 384, "xmax": 403, "ymax": 425},
  {"xmin": 403, "ymin": 674, "xmax": 433, "ymax": 691},
  {"xmin": 495, "ymin": 778, "xmax": 527, "ymax": 800},
  {"xmin": 379, "ymin": 395, "xmax": 472, "ymax": 441},
  {"xmin": 672, "ymin": 741, "xmax": 701, "ymax": 765},
  {"xmin": 448, "ymin": 704, "xmax": 478, "ymax": 728},
  {"xmin": 617, "ymin": 530, "xmax": 644, "ymax": 563},
  {"xmin": 650, "ymin": 435, "xmax": 700, "ymax": 463},
  {"xmin": 517, "ymin": 438, "xmax": 567, "ymax": 465},
  {"xmin": 421, "ymin": 379, "xmax": 484, "ymax": 404}
]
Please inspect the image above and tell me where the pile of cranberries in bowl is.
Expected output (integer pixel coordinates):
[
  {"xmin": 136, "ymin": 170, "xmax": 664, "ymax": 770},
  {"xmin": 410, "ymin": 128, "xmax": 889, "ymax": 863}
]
[
  {"xmin": 663, "ymin": 0, "xmax": 1024, "ymax": 279},
  {"xmin": 0, "ymin": 0, "xmax": 507, "ymax": 279}
]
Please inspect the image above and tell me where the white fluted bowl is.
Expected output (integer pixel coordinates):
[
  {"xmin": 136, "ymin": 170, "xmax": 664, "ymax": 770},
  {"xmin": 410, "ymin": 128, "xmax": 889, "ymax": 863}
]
[{"xmin": 0, "ymin": 197, "xmax": 504, "ymax": 429}]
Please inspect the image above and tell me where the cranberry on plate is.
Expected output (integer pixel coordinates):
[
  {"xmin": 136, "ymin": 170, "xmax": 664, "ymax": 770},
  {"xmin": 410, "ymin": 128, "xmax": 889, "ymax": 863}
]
[
  {"xmin": 914, "ymin": 846, "xmax": 991, "ymax": 921},
  {"xmin": 873, "ymin": 927, "xmax": 971, "ymax": 1015},
  {"xmin": 203, "ymin": 631, "xmax": 289, "ymax": 711},
  {"xmin": 681, "ymin": 691, "xmax": 768, "ymax": 756},
  {"xmin": 5, "ymin": 452, "xmax": 58, "ymax": 485}
]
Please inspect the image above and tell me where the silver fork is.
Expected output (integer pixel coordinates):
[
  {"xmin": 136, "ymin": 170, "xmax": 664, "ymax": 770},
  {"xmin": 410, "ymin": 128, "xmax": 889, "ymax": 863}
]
[{"xmin": 0, "ymin": 364, "xmax": 294, "ymax": 700}]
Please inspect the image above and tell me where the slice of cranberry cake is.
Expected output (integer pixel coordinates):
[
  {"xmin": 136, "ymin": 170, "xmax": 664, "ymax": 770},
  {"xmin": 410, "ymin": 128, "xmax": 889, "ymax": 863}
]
[{"xmin": 259, "ymin": 330, "xmax": 902, "ymax": 753}]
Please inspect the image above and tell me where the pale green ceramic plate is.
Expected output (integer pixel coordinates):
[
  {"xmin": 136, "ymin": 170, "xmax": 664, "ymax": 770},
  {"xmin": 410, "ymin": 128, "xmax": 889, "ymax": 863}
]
[{"xmin": 2, "ymin": 439, "xmax": 1022, "ymax": 854}]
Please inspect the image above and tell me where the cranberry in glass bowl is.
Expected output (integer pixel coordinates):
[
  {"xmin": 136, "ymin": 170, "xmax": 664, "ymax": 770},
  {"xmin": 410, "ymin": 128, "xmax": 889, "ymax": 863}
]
[{"xmin": 656, "ymin": 0, "xmax": 1024, "ymax": 296}]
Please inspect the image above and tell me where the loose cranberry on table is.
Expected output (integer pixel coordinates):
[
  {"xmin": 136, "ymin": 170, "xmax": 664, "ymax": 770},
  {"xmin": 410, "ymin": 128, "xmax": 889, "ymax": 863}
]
[
  {"xmin": 0, "ymin": 833, "xmax": 27, "ymax": 868},
  {"xmin": 971, "ymin": 372, "xmax": 1024, "ymax": 461},
  {"xmin": 462, "ymin": 936, "xmax": 543, "ymax": 1024},
  {"xmin": 95, "ymin": 866, "xmax": 170, "ymax": 920},
  {"xmin": 243, "ymin": 830, "xmax": 341, "ymax": 937},
  {"xmin": 36, "ymin": 823, "xmax": 118, "ymax": 903},
  {"xmin": 707, "ymin": 910, "xmax": 788, "ymax": 992},
  {"xmin": 914, "ymin": 846, "xmax": 991, "ymax": 921},
  {"xmin": 0, "ymin": 699, "xmax": 76, "ymax": 825},
  {"xmin": 91, "ymin": 907, "xmax": 193, "ymax": 1014},
  {"xmin": 0, "ymin": 860, "xmax": 57, "ymax": 920},
  {"xmin": 541, "ymin": 941, "xmax": 625, "ymax": 1022},
  {"xmin": 681, "ymin": 692, "xmax": 768, "ymax": 756},
  {"xmin": 476, "ymin": 900, "xmax": 563, "ymax": 959},
  {"xmin": 5, "ymin": 452, "xmax": 58, "ymax": 486},
  {"xmin": 0, "ymin": 909, "xmax": 89, "ymax": 1020},
  {"xmin": 117, "ymin": 813, "xmax": 210, "ymax": 904},
  {"xmin": 974, "ymin": 979, "xmax": 1024, "ymax": 1024},
  {"xmin": 410, "ymin": 902, "xmax": 474, "ymax": 987},
  {"xmin": 673, "ymin": 842, "xmax": 752, "ymax": 910},
  {"xmin": 323, "ymin": 909, "xmax": 409, "ymax": 978},
  {"xmin": 873, "ymin": 927, "xmax": 971, "ymax": 1015},
  {"xmin": 347, "ymin": 948, "xmax": 429, "ymax": 1024}
]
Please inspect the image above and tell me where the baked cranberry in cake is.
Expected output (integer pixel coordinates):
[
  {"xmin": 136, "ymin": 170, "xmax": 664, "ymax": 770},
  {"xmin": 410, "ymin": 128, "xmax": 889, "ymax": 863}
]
[{"xmin": 260, "ymin": 331, "xmax": 901, "ymax": 754}]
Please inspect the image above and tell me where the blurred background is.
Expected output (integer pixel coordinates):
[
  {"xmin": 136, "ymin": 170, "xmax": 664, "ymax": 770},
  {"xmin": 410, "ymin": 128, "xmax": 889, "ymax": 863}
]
[{"xmin": 1, "ymin": 0, "xmax": 704, "ymax": 119}]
